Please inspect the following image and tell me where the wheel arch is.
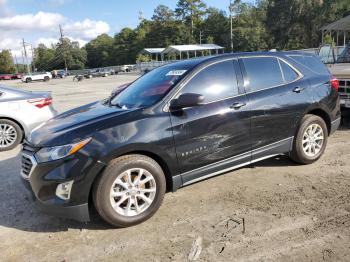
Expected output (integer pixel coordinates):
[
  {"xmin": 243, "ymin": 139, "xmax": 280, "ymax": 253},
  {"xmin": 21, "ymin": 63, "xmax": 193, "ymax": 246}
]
[
  {"xmin": 306, "ymin": 108, "xmax": 331, "ymax": 135},
  {"xmin": 0, "ymin": 116, "xmax": 26, "ymax": 140}
]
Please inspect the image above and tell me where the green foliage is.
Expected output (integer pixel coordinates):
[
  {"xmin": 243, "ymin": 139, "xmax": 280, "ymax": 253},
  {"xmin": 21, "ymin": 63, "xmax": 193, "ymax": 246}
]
[
  {"xmin": 30, "ymin": 0, "xmax": 350, "ymax": 70},
  {"xmin": 323, "ymin": 34, "xmax": 335, "ymax": 46},
  {"xmin": 34, "ymin": 39, "xmax": 86, "ymax": 71},
  {"xmin": 0, "ymin": 50, "xmax": 16, "ymax": 74},
  {"xmin": 136, "ymin": 54, "xmax": 151, "ymax": 62}
]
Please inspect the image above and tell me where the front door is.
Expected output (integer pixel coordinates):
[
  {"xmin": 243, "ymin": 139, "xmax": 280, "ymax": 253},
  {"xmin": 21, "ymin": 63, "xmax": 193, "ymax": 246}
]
[{"xmin": 169, "ymin": 59, "xmax": 251, "ymax": 184}]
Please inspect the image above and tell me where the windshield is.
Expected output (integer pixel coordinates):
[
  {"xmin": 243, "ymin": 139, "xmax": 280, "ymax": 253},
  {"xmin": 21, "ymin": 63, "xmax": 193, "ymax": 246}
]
[{"xmin": 110, "ymin": 61, "xmax": 196, "ymax": 109}]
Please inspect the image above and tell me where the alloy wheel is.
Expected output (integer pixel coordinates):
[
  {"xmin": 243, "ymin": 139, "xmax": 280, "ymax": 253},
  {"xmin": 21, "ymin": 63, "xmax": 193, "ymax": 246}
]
[
  {"xmin": 302, "ymin": 123, "xmax": 324, "ymax": 157},
  {"xmin": 110, "ymin": 168, "xmax": 157, "ymax": 217},
  {"xmin": 0, "ymin": 124, "xmax": 17, "ymax": 149}
]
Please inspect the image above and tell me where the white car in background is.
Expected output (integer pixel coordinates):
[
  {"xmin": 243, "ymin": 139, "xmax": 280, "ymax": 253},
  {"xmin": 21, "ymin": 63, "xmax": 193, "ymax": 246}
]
[
  {"xmin": 0, "ymin": 86, "xmax": 57, "ymax": 151},
  {"xmin": 22, "ymin": 72, "xmax": 52, "ymax": 83}
]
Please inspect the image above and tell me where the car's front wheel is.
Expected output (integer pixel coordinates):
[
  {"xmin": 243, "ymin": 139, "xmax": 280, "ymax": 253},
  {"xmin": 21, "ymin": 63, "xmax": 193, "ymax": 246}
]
[
  {"xmin": 44, "ymin": 76, "xmax": 50, "ymax": 82},
  {"xmin": 93, "ymin": 154, "xmax": 166, "ymax": 227},
  {"xmin": 0, "ymin": 119, "xmax": 23, "ymax": 152},
  {"xmin": 26, "ymin": 78, "xmax": 32, "ymax": 83},
  {"xmin": 291, "ymin": 115, "xmax": 328, "ymax": 164}
]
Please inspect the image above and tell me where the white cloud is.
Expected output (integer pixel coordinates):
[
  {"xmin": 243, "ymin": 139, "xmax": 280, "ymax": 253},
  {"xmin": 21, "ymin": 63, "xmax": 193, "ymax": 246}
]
[
  {"xmin": 0, "ymin": 11, "xmax": 65, "ymax": 31},
  {"xmin": 63, "ymin": 19, "xmax": 110, "ymax": 40},
  {"xmin": 0, "ymin": 38, "xmax": 22, "ymax": 55},
  {"xmin": 35, "ymin": 37, "xmax": 59, "ymax": 48},
  {"xmin": 0, "ymin": 11, "xmax": 110, "ymax": 53}
]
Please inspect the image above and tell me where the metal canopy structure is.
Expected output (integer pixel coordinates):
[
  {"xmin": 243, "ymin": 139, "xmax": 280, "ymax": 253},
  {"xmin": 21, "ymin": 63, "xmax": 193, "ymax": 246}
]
[
  {"xmin": 161, "ymin": 44, "xmax": 224, "ymax": 59},
  {"xmin": 140, "ymin": 48, "xmax": 165, "ymax": 61},
  {"xmin": 141, "ymin": 44, "xmax": 225, "ymax": 61},
  {"xmin": 320, "ymin": 15, "xmax": 350, "ymax": 46}
]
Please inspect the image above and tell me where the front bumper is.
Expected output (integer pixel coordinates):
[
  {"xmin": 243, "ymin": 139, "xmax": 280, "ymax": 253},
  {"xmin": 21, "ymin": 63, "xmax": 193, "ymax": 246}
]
[
  {"xmin": 21, "ymin": 178, "xmax": 90, "ymax": 221},
  {"xmin": 20, "ymin": 145, "xmax": 105, "ymax": 222}
]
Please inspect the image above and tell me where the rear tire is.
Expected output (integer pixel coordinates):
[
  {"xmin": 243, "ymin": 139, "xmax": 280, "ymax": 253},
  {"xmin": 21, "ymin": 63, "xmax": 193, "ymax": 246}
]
[
  {"xmin": 0, "ymin": 119, "xmax": 23, "ymax": 152},
  {"xmin": 44, "ymin": 76, "xmax": 49, "ymax": 82},
  {"xmin": 26, "ymin": 78, "xmax": 32, "ymax": 83},
  {"xmin": 93, "ymin": 154, "xmax": 166, "ymax": 227},
  {"xmin": 290, "ymin": 115, "xmax": 328, "ymax": 164}
]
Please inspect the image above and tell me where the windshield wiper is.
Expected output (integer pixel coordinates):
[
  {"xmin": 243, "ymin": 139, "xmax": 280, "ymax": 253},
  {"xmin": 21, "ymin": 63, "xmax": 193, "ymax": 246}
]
[{"xmin": 111, "ymin": 102, "xmax": 123, "ymax": 109}]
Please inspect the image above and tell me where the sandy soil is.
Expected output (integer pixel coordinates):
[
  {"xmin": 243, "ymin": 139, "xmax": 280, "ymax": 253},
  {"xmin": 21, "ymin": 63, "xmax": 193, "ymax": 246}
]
[{"xmin": 0, "ymin": 76, "xmax": 349, "ymax": 261}]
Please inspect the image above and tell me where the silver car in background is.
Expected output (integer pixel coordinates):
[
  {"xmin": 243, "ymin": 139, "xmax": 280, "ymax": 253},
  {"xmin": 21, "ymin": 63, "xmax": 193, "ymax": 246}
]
[{"xmin": 0, "ymin": 86, "xmax": 57, "ymax": 151}]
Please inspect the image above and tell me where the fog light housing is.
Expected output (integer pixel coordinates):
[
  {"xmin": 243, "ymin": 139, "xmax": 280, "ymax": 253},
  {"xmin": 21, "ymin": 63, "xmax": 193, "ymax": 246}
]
[{"xmin": 56, "ymin": 181, "xmax": 74, "ymax": 200}]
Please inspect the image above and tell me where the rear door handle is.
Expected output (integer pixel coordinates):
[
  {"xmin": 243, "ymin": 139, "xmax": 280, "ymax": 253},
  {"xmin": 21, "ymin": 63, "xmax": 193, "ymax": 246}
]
[
  {"xmin": 293, "ymin": 87, "xmax": 305, "ymax": 93},
  {"xmin": 230, "ymin": 102, "xmax": 246, "ymax": 110}
]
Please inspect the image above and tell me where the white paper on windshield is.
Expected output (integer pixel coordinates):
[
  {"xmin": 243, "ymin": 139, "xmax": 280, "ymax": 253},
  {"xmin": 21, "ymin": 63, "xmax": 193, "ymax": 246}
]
[{"xmin": 166, "ymin": 70, "xmax": 187, "ymax": 76}]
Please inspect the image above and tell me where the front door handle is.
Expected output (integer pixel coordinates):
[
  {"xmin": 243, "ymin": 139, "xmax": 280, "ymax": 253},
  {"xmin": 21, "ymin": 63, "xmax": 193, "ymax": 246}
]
[
  {"xmin": 230, "ymin": 102, "xmax": 246, "ymax": 110},
  {"xmin": 293, "ymin": 87, "xmax": 305, "ymax": 93}
]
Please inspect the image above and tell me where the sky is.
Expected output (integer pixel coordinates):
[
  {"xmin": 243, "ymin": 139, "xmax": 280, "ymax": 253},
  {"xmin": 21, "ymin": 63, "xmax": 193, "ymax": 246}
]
[{"xmin": 0, "ymin": 0, "xmax": 254, "ymax": 60}]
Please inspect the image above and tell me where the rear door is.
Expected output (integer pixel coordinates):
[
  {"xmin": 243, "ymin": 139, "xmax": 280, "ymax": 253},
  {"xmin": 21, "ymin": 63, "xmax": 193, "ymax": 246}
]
[
  {"xmin": 169, "ymin": 59, "xmax": 251, "ymax": 183},
  {"xmin": 239, "ymin": 56, "xmax": 311, "ymax": 160}
]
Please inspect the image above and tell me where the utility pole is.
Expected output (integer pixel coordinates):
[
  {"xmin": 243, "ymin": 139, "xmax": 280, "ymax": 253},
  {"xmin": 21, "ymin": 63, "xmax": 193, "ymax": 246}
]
[
  {"xmin": 30, "ymin": 45, "xmax": 35, "ymax": 72},
  {"xmin": 199, "ymin": 30, "xmax": 202, "ymax": 45},
  {"xmin": 229, "ymin": 0, "xmax": 234, "ymax": 53},
  {"xmin": 22, "ymin": 38, "xmax": 30, "ymax": 73},
  {"xmin": 59, "ymin": 24, "xmax": 68, "ymax": 72}
]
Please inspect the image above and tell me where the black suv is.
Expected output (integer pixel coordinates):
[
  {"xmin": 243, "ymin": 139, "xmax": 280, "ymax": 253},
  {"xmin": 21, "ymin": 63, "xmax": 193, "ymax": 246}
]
[{"xmin": 21, "ymin": 52, "xmax": 341, "ymax": 227}]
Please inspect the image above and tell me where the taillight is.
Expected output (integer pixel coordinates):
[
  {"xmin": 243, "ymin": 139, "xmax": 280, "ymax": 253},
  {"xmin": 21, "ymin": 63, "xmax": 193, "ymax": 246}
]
[
  {"xmin": 28, "ymin": 98, "xmax": 52, "ymax": 108},
  {"xmin": 330, "ymin": 77, "xmax": 339, "ymax": 92}
]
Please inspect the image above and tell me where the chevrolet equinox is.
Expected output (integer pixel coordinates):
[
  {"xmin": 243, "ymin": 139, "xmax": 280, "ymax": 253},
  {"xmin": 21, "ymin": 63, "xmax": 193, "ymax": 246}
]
[{"xmin": 21, "ymin": 52, "xmax": 341, "ymax": 227}]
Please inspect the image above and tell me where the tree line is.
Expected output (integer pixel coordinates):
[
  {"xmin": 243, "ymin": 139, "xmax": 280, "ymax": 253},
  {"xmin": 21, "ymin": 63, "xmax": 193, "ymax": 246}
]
[{"xmin": 1, "ymin": 0, "xmax": 350, "ymax": 73}]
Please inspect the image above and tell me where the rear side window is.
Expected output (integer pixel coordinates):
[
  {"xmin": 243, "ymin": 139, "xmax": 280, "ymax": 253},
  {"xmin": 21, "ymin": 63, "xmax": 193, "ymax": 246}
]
[
  {"xmin": 180, "ymin": 60, "xmax": 238, "ymax": 103},
  {"xmin": 287, "ymin": 55, "xmax": 329, "ymax": 75},
  {"xmin": 279, "ymin": 60, "xmax": 299, "ymax": 82},
  {"xmin": 242, "ymin": 57, "xmax": 284, "ymax": 91}
]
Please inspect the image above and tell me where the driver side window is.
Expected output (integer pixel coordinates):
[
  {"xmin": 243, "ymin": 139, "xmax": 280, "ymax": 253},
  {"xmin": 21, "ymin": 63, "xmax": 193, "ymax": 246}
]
[{"xmin": 179, "ymin": 60, "xmax": 239, "ymax": 103}]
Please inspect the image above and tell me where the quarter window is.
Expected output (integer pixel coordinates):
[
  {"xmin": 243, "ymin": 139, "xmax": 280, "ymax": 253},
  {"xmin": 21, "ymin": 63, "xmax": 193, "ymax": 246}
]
[
  {"xmin": 180, "ymin": 60, "xmax": 238, "ymax": 103},
  {"xmin": 279, "ymin": 60, "xmax": 299, "ymax": 83}
]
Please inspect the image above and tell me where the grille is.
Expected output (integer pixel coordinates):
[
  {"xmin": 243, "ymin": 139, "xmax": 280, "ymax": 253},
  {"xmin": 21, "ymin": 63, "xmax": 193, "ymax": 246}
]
[
  {"xmin": 21, "ymin": 154, "xmax": 33, "ymax": 178},
  {"xmin": 338, "ymin": 79, "xmax": 350, "ymax": 98}
]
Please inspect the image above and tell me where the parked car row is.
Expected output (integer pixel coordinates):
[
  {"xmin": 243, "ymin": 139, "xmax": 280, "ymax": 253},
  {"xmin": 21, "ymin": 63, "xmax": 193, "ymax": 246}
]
[
  {"xmin": 84, "ymin": 68, "xmax": 117, "ymax": 79},
  {"xmin": 0, "ymin": 73, "xmax": 22, "ymax": 80}
]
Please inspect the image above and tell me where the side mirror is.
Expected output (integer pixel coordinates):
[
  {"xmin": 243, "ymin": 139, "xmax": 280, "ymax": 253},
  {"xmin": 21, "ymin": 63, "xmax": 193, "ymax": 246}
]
[{"xmin": 170, "ymin": 93, "xmax": 204, "ymax": 110}]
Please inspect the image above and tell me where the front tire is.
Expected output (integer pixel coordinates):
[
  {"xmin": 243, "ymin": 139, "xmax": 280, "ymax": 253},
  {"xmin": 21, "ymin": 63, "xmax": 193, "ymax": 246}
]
[
  {"xmin": 290, "ymin": 115, "xmax": 328, "ymax": 164},
  {"xmin": 26, "ymin": 78, "xmax": 32, "ymax": 83},
  {"xmin": 0, "ymin": 119, "xmax": 23, "ymax": 151},
  {"xmin": 93, "ymin": 154, "xmax": 166, "ymax": 227},
  {"xmin": 44, "ymin": 76, "xmax": 49, "ymax": 82}
]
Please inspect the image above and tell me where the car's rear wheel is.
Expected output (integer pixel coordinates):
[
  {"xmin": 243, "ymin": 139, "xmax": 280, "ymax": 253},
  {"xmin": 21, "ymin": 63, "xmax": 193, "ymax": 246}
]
[
  {"xmin": 26, "ymin": 78, "xmax": 32, "ymax": 83},
  {"xmin": 0, "ymin": 119, "xmax": 23, "ymax": 152},
  {"xmin": 44, "ymin": 76, "xmax": 49, "ymax": 82},
  {"xmin": 93, "ymin": 154, "xmax": 166, "ymax": 227},
  {"xmin": 290, "ymin": 115, "xmax": 328, "ymax": 164}
]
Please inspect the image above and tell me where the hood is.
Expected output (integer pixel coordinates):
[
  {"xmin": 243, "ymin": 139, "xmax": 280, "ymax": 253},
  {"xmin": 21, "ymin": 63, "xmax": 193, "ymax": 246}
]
[{"xmin": 28, "ymin": 101, "xmax": 136, "ymax": 146}]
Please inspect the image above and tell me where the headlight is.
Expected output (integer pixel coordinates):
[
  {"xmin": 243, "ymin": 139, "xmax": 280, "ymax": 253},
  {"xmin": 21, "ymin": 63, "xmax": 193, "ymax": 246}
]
[{"xmin": 35, "ymin": 138, "xmax": 92, "ymax": 163}]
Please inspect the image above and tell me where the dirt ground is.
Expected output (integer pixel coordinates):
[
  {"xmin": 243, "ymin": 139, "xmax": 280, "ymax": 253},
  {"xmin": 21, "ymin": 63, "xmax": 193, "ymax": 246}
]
[{"xmin": 0, "ymin": 76, "xmax": 349, "ymax": 262}]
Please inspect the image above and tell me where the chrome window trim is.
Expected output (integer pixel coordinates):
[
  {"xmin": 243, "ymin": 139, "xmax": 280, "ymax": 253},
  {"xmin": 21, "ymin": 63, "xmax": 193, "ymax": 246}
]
[
  {"xmin": 240, "ymin": 56, "xmax": 304, "ymax": 95},
  {"xmin": 163, "ymin": 55, "xmax": 304, "ymax": 112}
]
